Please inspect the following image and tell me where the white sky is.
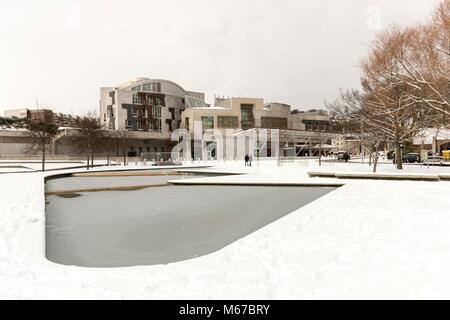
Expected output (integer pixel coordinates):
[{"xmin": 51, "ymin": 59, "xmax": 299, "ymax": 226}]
[{"xmin": 0, "ymin": 0, "xmax": 437, "ymax": 115}]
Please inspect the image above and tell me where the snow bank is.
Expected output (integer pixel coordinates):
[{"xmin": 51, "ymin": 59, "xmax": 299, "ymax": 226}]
[{"xmin": 1, "ymin": 162, "xmax": 450, "ymax": 299}]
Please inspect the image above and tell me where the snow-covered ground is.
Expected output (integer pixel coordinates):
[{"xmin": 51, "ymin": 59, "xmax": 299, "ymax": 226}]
[{"xmin": 1, "ymin": 160, "xmax": 450, "ymax": 299}]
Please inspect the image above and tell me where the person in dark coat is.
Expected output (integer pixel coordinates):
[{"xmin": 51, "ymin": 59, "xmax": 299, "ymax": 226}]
[{"xmin": 245, "ymin": 154, "xmax": 249, "ymax": 166}]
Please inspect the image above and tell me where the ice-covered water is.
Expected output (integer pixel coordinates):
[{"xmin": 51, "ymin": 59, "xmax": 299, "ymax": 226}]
[{"xmin": 46, "ymin": 177, "xmax": 335, "ymax": 267}]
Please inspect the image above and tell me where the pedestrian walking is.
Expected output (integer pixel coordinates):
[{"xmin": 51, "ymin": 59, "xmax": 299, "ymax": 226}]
[
  {"xmin": 248, "ymin": 154, "xmax": 253, "ymax": 167},
  {"xmin": 245, "ymin": 154, "xmax": 249, "ymax": 166}
]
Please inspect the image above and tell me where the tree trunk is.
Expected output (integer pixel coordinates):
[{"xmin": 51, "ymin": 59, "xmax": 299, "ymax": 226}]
[
  {"xmin": 42, "ymin": 145, "xmax": 46, "ymax": 172},
  {"xmin": 369, "ymin": 148, "xmax": 372, "ymax": 166},
  {"xmin": 373, "ymin": 145, "xmax": 379, "ymax": 173},
  {"xmin": 432, "ymin": 128, "xmax": 440, "ymax": 155},
  {"xmin": 91, "ymin": 154, "xmax": 94, "ymax": 168},
  {"xmin": 361, "ymin": 141, "xmax": 365, "ymax": 164},
  {"xmin": 107, "ymin": 155, "xmax": 110, "ymax": 166},
  {"xmin": 86, "ymin": 156, "xmax": 90, "ymax": 170},
  {"xmin": 395, "ymin": 142, "xmax": 403, "ymax": 170},
  {"xmin": 319, "ymin": 145, "xmax": 322, "ymax": 166}
]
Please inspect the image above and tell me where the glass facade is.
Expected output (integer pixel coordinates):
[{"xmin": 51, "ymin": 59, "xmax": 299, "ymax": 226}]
[
  {"xmin": 303, "ymin": 120, "xmax": 331, "ymax": 131},
  {"xmin": 140, "ymin": 83, "xmax": 161, "ymax": 92},
  {"xmin": 261, "ymin": 117, "xmax": 288, "ymax": 129},
  {"xmin": 201, "ymin": 116, "xmax": 214, "ymax": 130},
  {"xmin": 217, "ymin": 116, "xmax": 239, "ymax": 128},
  {"xmin": 240, "ymin": 104, "xmax": 254, "ymax": 130},
  {"xmin": 186, "ymin": 96, "xmax": 209, "ymax": 108}
]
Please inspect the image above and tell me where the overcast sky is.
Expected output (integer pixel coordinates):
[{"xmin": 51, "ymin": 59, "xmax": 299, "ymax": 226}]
[{"xmin": 0, "ymin": 0, "xmax": 437, "ymax": 115}]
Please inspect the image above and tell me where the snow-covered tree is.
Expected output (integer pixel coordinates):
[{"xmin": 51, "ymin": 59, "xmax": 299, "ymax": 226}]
[{"xmin": 327, "ymin": 1, "xmax": 449, "ymax": 170}]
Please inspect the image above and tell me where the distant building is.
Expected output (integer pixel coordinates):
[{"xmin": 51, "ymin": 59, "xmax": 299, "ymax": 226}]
[
  {"xmin": 53, "ymin": 113, "xmax": 82, "ymax": 128},
  {"xmin": 290, "ymin": 109, "xmax": 332, "ymax": 131},
  {"xmin": 331, "ymin": 135, "xmax": 362, "ymax": 155},
  {"xmin": 413, "ymin": 128, "xmax": 450, "ymax": 155},
  {"xmin": 3, "ymin": 109, "xmax": 30, "ymax": 119},
  {"xmin": 3, "ymin": 108, "xmax": 83, "ymax": 128},
  {"xmin": 29, "ymin": 109, "xmax": 54, "ymax": 124}
]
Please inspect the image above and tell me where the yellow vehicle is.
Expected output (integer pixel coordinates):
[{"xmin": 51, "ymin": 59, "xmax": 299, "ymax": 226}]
[{"xmin": 443, "ymin": 150, "xmax": 450, "ymax": 161}]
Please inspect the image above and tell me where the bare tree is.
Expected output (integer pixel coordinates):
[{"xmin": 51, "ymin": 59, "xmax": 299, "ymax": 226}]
[
  {"xmin": 390, "ymin": 25, "xmax": 450, "ymax": 119},
  {"xmin": 73, "ymin": 112, "xmax": 104, "ymax": 170},
  {"xmin": 115, "ymin": 130, "xmax": 136, "ymax": 165},
  {"xmin": 99, "ymin": 131, "xmax": 117, "ymax": 166},
  {"xmin": 327, "ymin": 94, "xmax": 388, "ymax": 172},
  {"xmin": 359, "ymin": 130, "xmax": 386, "ymax": 172},
  {"xmin": 373, "ymin": 2, "xmax": 449, "ymax": 121},
  {"xmin": 327, "ymin": 21, "xmax": 443, "ymax": 170},
  {"xmin": 362, "ymin": 25, "xmax": 445, "ymax": 169},
  {"xmin": 24, "ymin": 119, "xmax": 59, "ymax": 172}
]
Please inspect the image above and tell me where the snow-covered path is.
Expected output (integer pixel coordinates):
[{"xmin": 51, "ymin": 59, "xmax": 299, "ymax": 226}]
[{"xmin": 1, "ymin": 163, "xmax": 450, "ymax": 299}]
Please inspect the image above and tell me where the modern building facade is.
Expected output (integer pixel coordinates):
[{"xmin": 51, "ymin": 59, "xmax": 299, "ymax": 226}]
[
  {"xmin": 180, "ymin": 96, "xmax": 336, "ymax": 159},
  {"xmin": 98, "ymin": 78, "xmax": 338, "ymax": 159},
  {"xmin": 99, "ymin": 77, "xmax": 211, "ymax": 158},
  {"xmin": 181, "ymin": 97, "xmax": 332, "ymax": 133},
  {"xmin": 100, "ymin": 77, "xmax": 208, "ymax": 133}
]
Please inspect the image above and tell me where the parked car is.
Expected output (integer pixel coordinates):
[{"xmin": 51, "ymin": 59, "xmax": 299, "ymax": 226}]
[
  {"xmin": 387, "ymin": 150, "xmax": 395, "ymax": 160},
  {"xmin": 402, "ymin": 153, "xmax": 420, "ymax": 163},
  {"xmin": 336, "ymin": 151, "xmax": 350, "ymax": 161},
  {"xmin": 428, "ymin": 156, "xmax": 444, "ymax": 165}
]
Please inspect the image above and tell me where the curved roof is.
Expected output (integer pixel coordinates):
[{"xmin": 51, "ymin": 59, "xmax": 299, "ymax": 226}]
[{"xmin": 118, "ymin": 77, "xmax": 186, "ymax": 93}]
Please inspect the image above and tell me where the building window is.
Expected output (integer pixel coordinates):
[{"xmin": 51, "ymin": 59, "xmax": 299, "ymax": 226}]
[
  {"xmin": 302, "ymin": 120, "xmax": 330, "ymax": 131},
  {"xmin": 240, "ymin": 104, "xmax": 254, "ymax": 130},
  {"xmin": 132, "ymin": 106, "xmax": 138, "ymax": 116},
  {"xmin": 132, "ymin": 94, "xmax": 143, "ymax": 104},
  {"xmin": 148, "ymin": 118, "xmax": 162, "ymax": 132},
  {"xmin": 185, "ymin": 117, "xmax": 190, "ymax": 129},
  {"xmin": 201, "ymin": 116, "xmax": 214, "ymax": 130},
  {"xmin": 152, "ymin": 105, "xmax": 161, "ymax": 118},
  {"xmin": 261, "ymin": 117, "xmax": 288, "ymax": 129},
  {"xmin": 131, "ymin": 85, "xmax": 141, "ymax": 91},
  {"xmin": 142, "ymin": 83, "xmax": 151, "ymax": 91},
  {"xmin": 217, "ymin": 116, "xmax": 238, "ymax": 128},
  {"xmin": 153, "ymin": 97, "xmax": 164, "ymax": 106}
]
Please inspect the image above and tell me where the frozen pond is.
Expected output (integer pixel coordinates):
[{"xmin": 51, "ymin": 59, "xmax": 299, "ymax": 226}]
[
  {"xmin": 45, "ymin": 174, "xmax": 204, "ymax": 193},
  {"xmin": 46, "ymin": 176, "xmax": 336, "ymax": 267}
]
